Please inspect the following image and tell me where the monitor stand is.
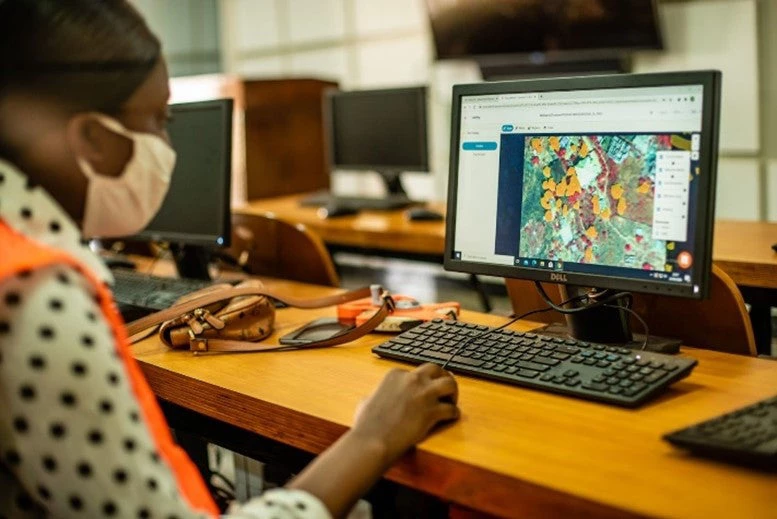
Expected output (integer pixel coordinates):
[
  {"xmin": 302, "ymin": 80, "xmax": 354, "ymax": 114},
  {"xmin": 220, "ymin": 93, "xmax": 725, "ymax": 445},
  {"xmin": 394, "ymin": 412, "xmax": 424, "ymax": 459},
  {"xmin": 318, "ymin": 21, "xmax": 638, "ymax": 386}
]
[
  {"xmin": 170, "ymin": 244, "xmax": 212, "ymax": 281},
  {"xmin": 540, "ymin": 284, "xmax": 681, "ymax": 354},
  {"xmin": 378, "ymin": 169, "xmax": 409, "ymax": 198}
]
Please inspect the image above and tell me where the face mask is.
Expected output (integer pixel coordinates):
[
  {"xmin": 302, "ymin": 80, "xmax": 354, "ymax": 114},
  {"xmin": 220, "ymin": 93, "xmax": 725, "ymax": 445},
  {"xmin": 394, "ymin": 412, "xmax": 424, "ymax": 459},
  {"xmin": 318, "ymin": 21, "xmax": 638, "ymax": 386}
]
[{"xmin": 77, "ymin": 114, "xmax": 176, "ymax": 238}]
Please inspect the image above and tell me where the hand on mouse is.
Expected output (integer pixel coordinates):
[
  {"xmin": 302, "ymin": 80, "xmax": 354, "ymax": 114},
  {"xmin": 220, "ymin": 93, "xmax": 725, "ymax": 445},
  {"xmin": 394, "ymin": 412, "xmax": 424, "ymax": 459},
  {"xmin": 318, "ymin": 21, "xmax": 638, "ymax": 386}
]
[
  {"xmin": 288, "ymin": 363, "xmax": 458, "ymax": 517},
  {"xmin": 351, "ymin": 363, "xmax": 459, "ymax": 464}
]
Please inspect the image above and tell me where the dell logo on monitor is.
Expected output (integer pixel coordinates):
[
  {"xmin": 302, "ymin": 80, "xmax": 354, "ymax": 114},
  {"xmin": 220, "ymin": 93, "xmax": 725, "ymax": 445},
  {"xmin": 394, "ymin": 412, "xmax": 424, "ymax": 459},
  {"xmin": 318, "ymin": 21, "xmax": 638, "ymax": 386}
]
[{"xmin": 550, "ymin": 273, "xmax": 568, "ymax": 282}]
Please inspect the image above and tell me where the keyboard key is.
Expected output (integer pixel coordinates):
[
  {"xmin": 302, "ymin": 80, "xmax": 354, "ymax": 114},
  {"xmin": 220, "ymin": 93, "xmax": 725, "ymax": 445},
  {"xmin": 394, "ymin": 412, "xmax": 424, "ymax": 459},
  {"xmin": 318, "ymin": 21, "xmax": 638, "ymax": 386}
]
[
  {"xmin": 552, "ymin": 352, "xmax": 571, "ymax": 361},
  {"xmin": 563, "ymin": 370, "xmax": 579, "ymax": 378},
  {"xmin": 564, "ymin": 378, "xmax": 580, "ymax": 387},
  {"xmin": 515, "ymin": 369, "xmax": 540, "ymax": 379},
  {"xmin": 533, "ymin": 357, "xmax": 561, "ymax": 367},
  {"xmin": 540, "ymin": 373, "xmax": 555, "ymax": 382},
  {"xmin": 516, "ymin": 360, "xmax": 550, "ymax": 372},
  {"xmin": 583, "ymin": 382, "xmax": 608, "ymax": 392}
]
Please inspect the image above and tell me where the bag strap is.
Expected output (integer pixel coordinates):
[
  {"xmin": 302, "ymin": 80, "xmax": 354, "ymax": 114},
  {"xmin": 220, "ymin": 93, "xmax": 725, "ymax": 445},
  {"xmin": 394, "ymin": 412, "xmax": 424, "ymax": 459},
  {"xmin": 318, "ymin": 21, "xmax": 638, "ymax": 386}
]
[{"xmin": 126, "ymin": 286, "xmax": 396, "ymax": 353}]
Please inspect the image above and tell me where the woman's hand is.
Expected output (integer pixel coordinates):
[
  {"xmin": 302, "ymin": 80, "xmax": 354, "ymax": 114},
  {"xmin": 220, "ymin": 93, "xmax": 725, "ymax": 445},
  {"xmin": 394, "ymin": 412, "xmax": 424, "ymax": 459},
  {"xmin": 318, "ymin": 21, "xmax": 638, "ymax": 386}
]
[
  {"xmin": 289, "ymin": 363, "xmax": 459, "ymax": 517},
  {"xmin": 351, "ymin": 363, "xmax": 460, "ymax": 464}
]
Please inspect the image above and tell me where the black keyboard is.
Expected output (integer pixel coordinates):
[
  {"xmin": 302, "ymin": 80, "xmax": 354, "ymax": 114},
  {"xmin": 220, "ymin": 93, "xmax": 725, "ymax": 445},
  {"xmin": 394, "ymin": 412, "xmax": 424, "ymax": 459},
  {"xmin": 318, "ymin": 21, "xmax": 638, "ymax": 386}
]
[
  {"xmin": 299, "ymin": 192, "xmax": 414, "ymax": 210},
  {"xmin": 372, "ymin": 319, "xmax": 697, "ymax": 407},
  {"xmin": 664, "ymin": 395, "xmax": 777, "ymax": 469},
  {"xmin": 111, "ymin": 269, "xmax": 218, "ymax": 311}
]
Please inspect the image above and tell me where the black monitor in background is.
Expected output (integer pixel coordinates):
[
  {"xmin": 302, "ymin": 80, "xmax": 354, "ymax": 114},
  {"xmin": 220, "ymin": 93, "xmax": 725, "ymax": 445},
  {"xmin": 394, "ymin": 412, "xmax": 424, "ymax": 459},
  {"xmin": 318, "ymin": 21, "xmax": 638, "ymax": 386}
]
[
  {"xmin": 133, "ymin": 98, "xmax": 233, "ymax": 279},
  {"xmin": 425, "ymin": 0, "xmax": 663, "ymax": 78},
  {"xmin": 301, "ymin": 86, "xmax": 428, "ymax": 210},
  {"xmin": 446, "ymin": 71, "xmax": 721, "ymax": 349}
]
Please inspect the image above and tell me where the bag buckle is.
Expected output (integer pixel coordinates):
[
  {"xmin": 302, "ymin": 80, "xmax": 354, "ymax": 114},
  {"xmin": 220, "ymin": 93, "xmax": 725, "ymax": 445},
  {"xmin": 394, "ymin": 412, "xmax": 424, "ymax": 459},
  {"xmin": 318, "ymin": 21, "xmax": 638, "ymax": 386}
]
[{"xmin": 189, "ymin": 331, "xmax": 209, "ymax": 354}]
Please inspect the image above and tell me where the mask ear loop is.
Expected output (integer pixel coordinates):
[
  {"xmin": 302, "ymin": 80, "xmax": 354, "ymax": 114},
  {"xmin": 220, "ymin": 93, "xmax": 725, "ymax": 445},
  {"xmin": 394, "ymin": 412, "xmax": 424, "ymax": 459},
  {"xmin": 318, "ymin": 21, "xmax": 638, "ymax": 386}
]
[{"xmin": 74, "ymin": 113, "xmax": 137, "ymax": 181}]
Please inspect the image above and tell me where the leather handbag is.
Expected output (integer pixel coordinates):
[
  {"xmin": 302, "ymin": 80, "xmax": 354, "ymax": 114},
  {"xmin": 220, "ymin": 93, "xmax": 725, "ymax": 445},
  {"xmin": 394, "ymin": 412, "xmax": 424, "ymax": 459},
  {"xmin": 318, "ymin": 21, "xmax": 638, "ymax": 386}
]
[{"xmin": 126, "ymin": 279, "xmax": 395, "ymax": 353}]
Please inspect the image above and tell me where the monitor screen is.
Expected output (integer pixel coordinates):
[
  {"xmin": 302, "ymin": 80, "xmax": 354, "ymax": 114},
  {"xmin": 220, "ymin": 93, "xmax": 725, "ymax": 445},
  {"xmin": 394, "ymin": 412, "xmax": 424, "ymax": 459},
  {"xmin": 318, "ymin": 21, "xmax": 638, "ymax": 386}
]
[
  {"xmin": 135, "ymin": 99, "xmax": 233, "ymax": 247},
  {"xmin": 446, "ymin": 71, "xmax": 721, "ymax": 299},
  {"xmin": 328, "ymin": 86, "xmax": 429, "ymax": 172},
  {"xmin": 426, "ymin": 0, "xmax": 662, "ymax": 61}
]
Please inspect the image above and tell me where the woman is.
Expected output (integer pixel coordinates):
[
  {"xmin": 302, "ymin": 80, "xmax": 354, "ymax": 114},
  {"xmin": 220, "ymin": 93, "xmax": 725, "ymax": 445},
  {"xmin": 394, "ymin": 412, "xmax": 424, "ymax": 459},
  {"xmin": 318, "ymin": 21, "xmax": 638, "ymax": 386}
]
[{"xmin": 0, "ymin": 1, "xmax": 459, "ymax": 517}]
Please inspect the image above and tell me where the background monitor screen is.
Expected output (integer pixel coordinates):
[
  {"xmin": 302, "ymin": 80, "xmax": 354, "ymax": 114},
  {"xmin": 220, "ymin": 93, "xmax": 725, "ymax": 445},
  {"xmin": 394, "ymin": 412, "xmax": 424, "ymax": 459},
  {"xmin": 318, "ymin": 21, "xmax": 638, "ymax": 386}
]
[
  {"xmin": 445, "ymin": 71, "xmax": 721, "ymax": 299},
  {"xmin": 426, "ymin": 0, "xmax": 662, "ymax": 61},
  {"xmin": 328, "ymin": 86, "xmax": 429, "ymax": 172},
  {"xmin": 135, "ymin": 99, "xmax": 233, "ymax": 247}
]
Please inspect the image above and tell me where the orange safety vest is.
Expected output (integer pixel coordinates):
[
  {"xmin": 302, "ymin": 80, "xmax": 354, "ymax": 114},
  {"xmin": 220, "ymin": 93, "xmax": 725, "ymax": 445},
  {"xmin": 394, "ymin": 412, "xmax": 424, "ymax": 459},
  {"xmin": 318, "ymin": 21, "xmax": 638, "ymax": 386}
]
[{"xmin": 0, "ymin": 220, "xmax": 219, "ymax": 516}]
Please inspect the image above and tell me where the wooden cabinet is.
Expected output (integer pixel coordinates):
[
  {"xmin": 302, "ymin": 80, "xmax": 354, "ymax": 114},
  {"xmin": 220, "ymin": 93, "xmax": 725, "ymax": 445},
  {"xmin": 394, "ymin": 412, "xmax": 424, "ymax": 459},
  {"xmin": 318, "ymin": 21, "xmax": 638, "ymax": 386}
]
[{"xmin": 170, "ymin": 75, "xmax": 337, "ymax": 204}]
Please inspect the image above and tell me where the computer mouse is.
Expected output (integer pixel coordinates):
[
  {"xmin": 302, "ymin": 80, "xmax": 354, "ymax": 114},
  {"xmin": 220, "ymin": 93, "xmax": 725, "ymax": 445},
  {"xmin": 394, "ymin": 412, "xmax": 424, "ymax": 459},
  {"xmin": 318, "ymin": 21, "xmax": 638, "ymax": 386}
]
[
  {"xmin": 406, "ymin": 208, "xmax": 444, "ymax": 221},
  {"xmin": 317, "ymin": 203, "xmax": 359, "ymax": 219}
]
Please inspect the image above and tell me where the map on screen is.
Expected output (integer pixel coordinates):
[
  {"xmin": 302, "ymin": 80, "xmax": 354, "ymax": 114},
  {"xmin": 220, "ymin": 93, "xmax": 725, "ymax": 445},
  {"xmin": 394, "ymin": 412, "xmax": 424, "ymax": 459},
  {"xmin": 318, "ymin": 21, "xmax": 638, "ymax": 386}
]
[{"xmin": 517, "ymin": 133, "xmax": 694, "ymax": 271}]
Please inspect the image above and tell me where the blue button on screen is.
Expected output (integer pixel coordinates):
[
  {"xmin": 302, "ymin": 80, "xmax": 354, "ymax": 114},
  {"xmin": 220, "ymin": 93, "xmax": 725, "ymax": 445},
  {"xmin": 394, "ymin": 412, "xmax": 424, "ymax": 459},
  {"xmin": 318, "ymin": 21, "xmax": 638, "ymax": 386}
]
[
  {"xmin": 462, "ymin": 142, "xmax": 498, "ymax": 151},
  {"xmin": 501, "ymin": 124, "xmax": 514, "ymax": 132}
]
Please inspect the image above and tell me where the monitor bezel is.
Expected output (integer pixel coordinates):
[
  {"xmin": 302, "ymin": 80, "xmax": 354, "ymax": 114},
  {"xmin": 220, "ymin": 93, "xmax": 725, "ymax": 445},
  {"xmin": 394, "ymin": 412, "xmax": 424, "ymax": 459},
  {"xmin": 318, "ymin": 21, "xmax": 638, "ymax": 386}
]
[
  {"xmin": 325, "ymin": 86, "xmax": 430, "ymax": 173},
  {"xmin": 134, "ymin": 98, "xmax": 233, "ymax": 248},
  {"xmin": 444, "ymin": 70, "xmax": 721, "ymax": 299}
]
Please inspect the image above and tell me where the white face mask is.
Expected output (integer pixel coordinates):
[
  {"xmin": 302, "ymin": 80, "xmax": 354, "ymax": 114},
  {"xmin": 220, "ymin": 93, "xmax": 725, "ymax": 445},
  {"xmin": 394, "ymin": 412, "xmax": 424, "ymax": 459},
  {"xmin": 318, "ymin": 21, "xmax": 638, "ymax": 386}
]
[{"xmin": 77, "ymin": 114, "xmax": 176, "ymax": 238}]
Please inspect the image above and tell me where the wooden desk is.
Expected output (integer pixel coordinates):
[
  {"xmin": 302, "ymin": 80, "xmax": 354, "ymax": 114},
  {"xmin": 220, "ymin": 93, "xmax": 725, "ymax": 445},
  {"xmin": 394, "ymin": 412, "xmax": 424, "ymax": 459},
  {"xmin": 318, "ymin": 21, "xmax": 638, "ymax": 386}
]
[
  {"xmin": 713, "ymin": 220, "xmax": 777, "ymax": 290},
  {"xmin": 237, "ymin": 194, "xmax": 447, "ymax": 258},
  {"xmin": 131, "ymin": 275, "xmax": 777, "ymax": 519},
  {"xmin": 239, "ymin": 196, "xmax": 777, "ymax": 290}
]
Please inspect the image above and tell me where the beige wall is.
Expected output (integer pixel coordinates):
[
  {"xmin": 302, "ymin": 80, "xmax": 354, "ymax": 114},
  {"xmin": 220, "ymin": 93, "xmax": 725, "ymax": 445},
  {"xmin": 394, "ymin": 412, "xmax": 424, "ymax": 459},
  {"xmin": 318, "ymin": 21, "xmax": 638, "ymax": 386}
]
[{"xmin": 131, "ymin": 0, "xmax": 222, "ymax": 77}]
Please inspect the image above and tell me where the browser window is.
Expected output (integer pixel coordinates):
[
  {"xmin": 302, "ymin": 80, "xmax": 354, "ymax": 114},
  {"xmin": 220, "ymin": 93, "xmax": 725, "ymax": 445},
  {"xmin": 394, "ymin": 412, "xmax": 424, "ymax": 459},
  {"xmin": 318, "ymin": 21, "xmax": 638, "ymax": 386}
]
[{"xmin": 453, "ymin": 84, "xmax": 704, "ymax": 287}]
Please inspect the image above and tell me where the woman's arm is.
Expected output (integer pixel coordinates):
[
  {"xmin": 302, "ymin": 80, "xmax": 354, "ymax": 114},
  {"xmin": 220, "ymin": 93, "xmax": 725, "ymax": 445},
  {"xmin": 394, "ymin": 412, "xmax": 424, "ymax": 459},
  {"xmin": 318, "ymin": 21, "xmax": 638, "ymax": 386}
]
[{"xmin": 288, "ymin": 364, "xmax": 459, "ymax": 518}]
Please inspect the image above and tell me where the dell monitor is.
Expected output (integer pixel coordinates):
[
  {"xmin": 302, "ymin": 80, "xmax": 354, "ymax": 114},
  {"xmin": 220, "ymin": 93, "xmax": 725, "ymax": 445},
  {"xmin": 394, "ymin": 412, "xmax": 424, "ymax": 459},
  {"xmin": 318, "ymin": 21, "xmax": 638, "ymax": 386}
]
[
  {"xmin": 134, "ymin": 98, "xmax": 233, "ymax": 279},
  {"xmin": 328, "ymin": 86, "xmax": 429, "ymax": 199},
  {"xmin": 446, "ymin": 71, "xmax": 721, "ymax": 346}
]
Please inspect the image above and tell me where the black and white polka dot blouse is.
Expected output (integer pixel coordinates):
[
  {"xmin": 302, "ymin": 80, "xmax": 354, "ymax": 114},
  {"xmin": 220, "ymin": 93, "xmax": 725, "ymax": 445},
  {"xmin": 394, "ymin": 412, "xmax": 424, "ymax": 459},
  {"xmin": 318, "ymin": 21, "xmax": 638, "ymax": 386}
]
[{"xmin": 0, "ymin": 160, "xmax": 336, "ymax": 518}]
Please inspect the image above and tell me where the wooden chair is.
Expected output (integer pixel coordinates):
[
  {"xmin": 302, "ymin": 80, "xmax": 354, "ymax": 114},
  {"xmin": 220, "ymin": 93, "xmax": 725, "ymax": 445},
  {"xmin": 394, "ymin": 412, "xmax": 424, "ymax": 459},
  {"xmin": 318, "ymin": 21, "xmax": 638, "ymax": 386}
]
[
  {"xmin": 505, "ymin": 265, "xmax": 756, "ymax": 356},
  {"xmin": 227, "ymin": 212, "xmax": 340, "ymax": 287}
]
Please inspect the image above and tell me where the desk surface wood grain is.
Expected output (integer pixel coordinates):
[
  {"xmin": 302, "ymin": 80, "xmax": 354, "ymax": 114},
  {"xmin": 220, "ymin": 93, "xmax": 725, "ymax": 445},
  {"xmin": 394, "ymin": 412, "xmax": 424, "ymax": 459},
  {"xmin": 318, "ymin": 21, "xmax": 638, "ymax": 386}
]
[
  {"xmin": 131, "ymin": 276, "xmax": 777, "ymax": 519},
  {"xmin": 237, "ymin": 194, "xmax": 447, "ymax": 255},
  {"xmin": 713, "ymin": 220, "xmax": 777, "ymax": 289}
]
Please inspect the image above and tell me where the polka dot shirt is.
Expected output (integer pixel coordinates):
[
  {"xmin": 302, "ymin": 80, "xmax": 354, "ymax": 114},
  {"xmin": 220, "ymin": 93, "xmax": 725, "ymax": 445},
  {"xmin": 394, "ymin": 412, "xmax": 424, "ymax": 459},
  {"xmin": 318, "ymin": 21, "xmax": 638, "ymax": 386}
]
[{"xmin": 0, "ymin": 160, "xmax": 334, "ymax": 518}]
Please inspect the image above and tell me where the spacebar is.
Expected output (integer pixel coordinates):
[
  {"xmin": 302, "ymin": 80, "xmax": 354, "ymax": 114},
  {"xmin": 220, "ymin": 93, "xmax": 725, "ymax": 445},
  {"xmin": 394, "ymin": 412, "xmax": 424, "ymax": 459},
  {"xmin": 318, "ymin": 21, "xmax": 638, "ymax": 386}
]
[{"xmin": 420, "ymin": 350, "xmax": 485, "ymax": 367}]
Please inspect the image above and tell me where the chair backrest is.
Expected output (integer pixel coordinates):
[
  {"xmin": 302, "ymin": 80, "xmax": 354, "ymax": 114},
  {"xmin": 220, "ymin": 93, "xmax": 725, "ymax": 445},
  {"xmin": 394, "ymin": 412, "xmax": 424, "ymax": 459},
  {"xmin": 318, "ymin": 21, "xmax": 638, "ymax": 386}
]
[
  {"xmin": 505, "ymin": 265, "xmax": 756, "ymax": 356},
  {"xmin": 228, "ymin": 212, "xmax": 340, "ymax": 287}
]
